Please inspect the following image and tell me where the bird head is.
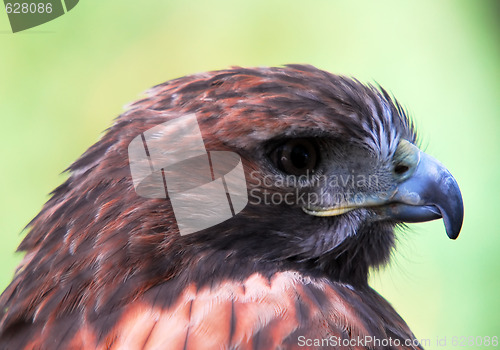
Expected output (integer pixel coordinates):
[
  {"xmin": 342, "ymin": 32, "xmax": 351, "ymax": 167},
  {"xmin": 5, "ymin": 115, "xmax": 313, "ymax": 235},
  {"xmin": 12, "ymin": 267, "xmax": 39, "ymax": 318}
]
[
  {"xmin": 120, "ymin": 64, "xmax": 463, "ymax": 284},
  {"xmin": 1, "ymin": 65, "xmax": 463, "ymax": 332}
]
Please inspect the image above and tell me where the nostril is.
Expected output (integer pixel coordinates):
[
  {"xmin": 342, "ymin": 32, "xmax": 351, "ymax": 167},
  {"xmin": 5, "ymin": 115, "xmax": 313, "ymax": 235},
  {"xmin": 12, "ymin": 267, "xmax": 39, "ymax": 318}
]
[
  {"xmin": 394, "ymin": 164, "xmax": 410, "ymax": 175},
  {"xmin": 393, "ymin": 140, "xmax": 419, "ymax": 180}
]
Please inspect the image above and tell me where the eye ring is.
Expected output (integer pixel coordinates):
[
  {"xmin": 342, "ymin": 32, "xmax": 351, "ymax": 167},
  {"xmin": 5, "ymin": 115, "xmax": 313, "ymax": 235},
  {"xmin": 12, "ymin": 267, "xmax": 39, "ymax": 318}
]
[{"xmin": 271, "ymin": 138, "xmax": 318, "ymax": 176}]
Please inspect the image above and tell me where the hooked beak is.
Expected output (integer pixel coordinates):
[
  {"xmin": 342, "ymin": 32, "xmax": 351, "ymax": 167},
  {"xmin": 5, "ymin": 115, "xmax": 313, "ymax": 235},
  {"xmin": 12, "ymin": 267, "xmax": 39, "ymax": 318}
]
[{"xmin": 303, "ymin": 140, "xmax": 464, "ymax": 239}]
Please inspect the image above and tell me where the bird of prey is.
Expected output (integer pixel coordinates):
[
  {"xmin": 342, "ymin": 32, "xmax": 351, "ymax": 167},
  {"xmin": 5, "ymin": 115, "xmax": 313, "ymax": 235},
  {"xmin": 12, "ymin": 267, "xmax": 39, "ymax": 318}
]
[{"xmin": 0, "ymin": 65, "xmax": 463, "ymax": 350}]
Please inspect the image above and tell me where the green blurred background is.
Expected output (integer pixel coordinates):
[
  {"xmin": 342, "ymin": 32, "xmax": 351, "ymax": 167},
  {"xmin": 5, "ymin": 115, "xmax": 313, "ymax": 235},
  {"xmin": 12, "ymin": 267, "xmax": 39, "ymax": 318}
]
[{"xmin": 0, "ymin": 0, "xmax": 498, "ymax": 347}]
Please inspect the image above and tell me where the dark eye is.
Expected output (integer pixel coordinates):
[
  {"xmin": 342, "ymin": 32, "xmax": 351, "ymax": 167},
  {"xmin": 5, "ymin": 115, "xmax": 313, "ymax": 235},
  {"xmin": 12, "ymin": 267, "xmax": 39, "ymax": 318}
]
[{"xmin": 271, "ymin": 138, "xmax": 318, "ymax": 176}]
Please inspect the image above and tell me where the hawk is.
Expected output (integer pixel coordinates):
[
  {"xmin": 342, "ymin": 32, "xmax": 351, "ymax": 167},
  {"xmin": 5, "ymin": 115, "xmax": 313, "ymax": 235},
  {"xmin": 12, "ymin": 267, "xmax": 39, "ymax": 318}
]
[{"xmin": 0, "ymin": 65, "xmax": 463, "ymax": 349}]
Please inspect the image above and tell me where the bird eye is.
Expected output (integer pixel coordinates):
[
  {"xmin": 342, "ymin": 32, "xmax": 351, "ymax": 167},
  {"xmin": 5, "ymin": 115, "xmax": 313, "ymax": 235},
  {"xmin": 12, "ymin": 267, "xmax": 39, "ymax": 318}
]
[{"xmin": 271, "ymin": 138, "xmax": 318, "ymax": 176}]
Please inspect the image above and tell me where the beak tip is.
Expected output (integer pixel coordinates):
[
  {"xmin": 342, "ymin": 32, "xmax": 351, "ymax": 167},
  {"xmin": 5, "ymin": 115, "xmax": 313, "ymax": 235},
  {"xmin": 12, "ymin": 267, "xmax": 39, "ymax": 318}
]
[
  {"xmin": 442, "ymin": 196, "xmax": 464, "ymax": 240},
  {"xmin": 444, "ymin": 213, "xmax": 463, "ymax": 240},
  {"xmin": 446, "ymin": 227, "xmax": 460, "ymax": 240}
]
